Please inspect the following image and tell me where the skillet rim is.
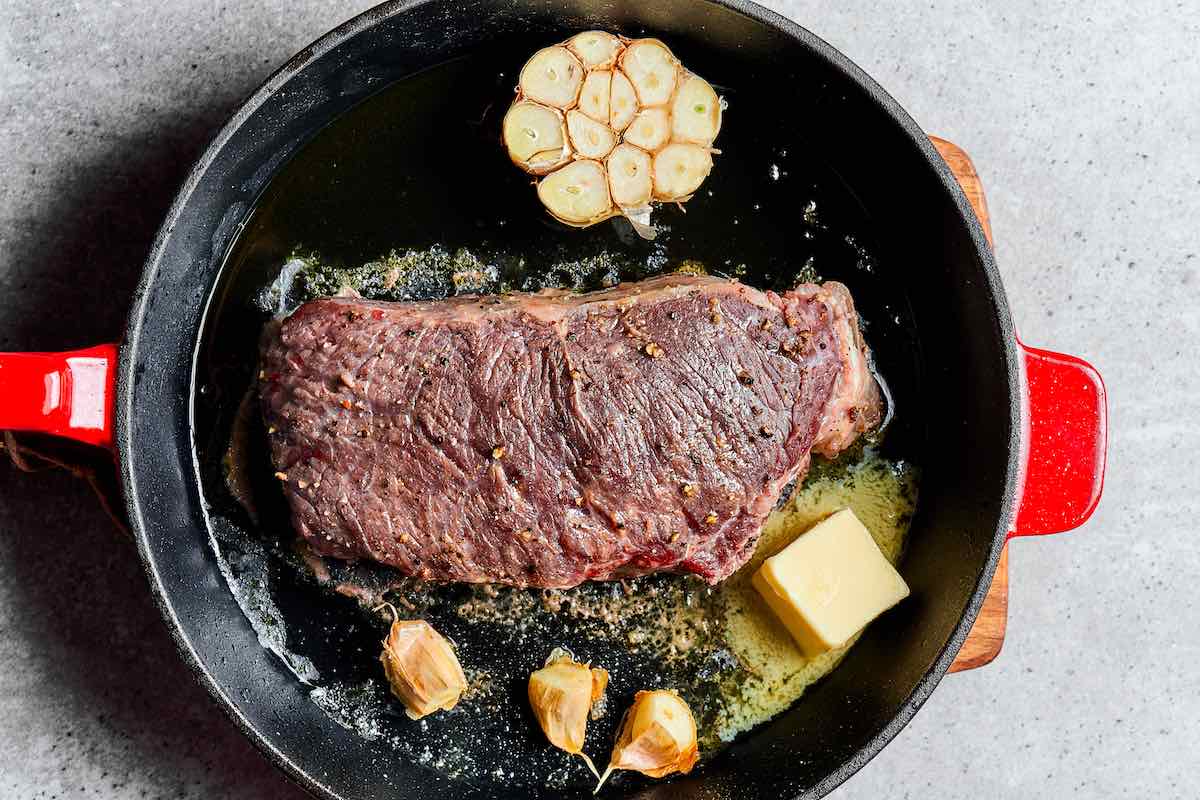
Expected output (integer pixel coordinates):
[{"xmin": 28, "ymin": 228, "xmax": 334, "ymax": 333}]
[{"xmin": 116, "ymin": 1, "xmax": 1021, "ymax": 798}]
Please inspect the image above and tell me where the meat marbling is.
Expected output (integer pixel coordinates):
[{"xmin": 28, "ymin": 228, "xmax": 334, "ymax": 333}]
[{"xmin": 259, "ymin": 274, "xmax": 881, "ymax": 588}]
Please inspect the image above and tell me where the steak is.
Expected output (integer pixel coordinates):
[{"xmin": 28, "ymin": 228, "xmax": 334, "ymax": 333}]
[{"xmin": 259, "ymin": 274, "xmax": 881, "ymax": 588}]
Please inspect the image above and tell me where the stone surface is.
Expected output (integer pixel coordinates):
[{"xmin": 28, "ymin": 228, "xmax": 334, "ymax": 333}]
[{"xmin": 0, "ymin": 1, "xmax": 1195, "ymax": 798}]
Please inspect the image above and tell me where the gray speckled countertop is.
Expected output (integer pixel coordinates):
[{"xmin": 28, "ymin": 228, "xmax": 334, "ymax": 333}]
[{"xmin": 1, "ymin": 1, "xmax": 1196, "ymax": 798}]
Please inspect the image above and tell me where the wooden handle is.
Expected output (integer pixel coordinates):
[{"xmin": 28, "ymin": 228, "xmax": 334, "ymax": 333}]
[{"xmin": 930, "ymin": 136, "xmax": 1009, "ymax": 673}]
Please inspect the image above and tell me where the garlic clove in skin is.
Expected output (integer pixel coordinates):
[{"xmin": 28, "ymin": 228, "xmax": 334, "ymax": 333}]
[
  {"xmin": 618, "ymin": 39, "xmax": 680, "ymax": 107},
  {"xmin": 608, "ymin": 69, "xmax": 639, "ymax": 134},
  {"xmin": 537, "ymin": 159, "xmax": 614, "ymax": 226},
  {"xmin": 528, "ymin": 650, "xmax": 609, "ymax": 777},
  {"xmin": 520, "ymin": 46, "xmax": 586, "ymax": 109},
  {"xmin": 670, "ymin": 73, "xmax": 722, "ymax": 146},
  {"xmin": 378, "ymin": 618, "xmax": 468, "ymax": 720},
  {"xmin": 567, "ymin": 110, "xmax": 618, "ymax": 160},
  {"xmin": 595, "ymin": 689, "xmax": 699, "ymax": 791},
  {"xmin": 577, "ymin": 69, "xmax": 612, "ymax": 123},
  {"xmin": 621, "ymin": 106, "xmax": 672, "ymax": 153},
  {"xmin": 652, "ymin": 143, "xmax": 713, "ymax": 202},
  {"xmin": 606, "ymin": 143, "xmax": 653, "ymax": 209},
  {"xmin": 502, "ymin": 101, "xmax": 571, "ymax": 174},
  {"xmin": 568, "ymin": 30, "xmax": 624, "ymax": 70}
]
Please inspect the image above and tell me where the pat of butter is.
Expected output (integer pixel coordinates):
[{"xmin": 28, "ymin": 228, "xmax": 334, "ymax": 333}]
[{"xmin": 751, "ymin": 508, "xmax": 909, "ymax": 657}]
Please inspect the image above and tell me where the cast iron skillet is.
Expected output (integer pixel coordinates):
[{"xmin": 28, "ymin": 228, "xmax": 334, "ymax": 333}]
[{"xmin": 0, "ymin": 1, "xmax": 1106, "ymax": 798}]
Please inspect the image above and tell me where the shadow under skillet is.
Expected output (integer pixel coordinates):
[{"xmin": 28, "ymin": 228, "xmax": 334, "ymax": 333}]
[{"xmin": 0, "ymin": 104, "xmax": 310, "ymax": 800}]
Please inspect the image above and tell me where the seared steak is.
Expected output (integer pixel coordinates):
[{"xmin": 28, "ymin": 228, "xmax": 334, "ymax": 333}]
[{"xmin": 259, "ymin": 275, "xmax": 880, "ymax": 588}]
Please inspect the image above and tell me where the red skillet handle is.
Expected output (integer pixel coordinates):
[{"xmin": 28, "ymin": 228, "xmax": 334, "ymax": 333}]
[
  {"xmin": 1010, "ymin": 339, "xmax": 1107, "ymax": 538},
  {"xmin": 0, "ymin": 345, "xmax": 118, "ymax": 450}
]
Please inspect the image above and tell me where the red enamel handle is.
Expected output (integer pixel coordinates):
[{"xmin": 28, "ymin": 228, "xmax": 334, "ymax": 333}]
[
  {"xmin": 0, "ymin": 345, "xmax": 118, "ymax": 450},
  {"xmin": 1010, "ymin": 340, "xmax": 1107, "ymax": 538}
]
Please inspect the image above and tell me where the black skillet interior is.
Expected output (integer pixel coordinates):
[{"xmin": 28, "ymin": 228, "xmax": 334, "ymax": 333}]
[{"xmin": 122, "ymin": 2, "xmax": 1017, "ymax": 799}]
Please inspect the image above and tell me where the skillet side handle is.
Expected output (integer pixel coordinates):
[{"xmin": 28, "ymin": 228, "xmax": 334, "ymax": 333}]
[
  {"xmin": 1010, "ymin": 340, "xmax": 1107, "ymax": 538},
  {"xmin": 0, "ymin": 345, "xmax": 118, "ymax": 450}
]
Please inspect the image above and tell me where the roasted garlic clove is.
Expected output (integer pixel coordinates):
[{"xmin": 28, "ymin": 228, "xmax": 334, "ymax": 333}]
[
  {"xmin": 621, "ymin": 106, "xmax": 671, "ymax": 152},
  {"xmin": 528, "ymin": 650, "xmax": 609, "ymax": 772},
  {"xmin": 502, "ymin": 101, "xmax": 571, "ymax": 174},
  {"xmin": 608, "ymin": 69, "xmax": 638, "ymax": 134},
  {"xmin": 577, "ymin": 69, "xmax": 612, "ymax": 123},
  {"xmin": 568, "ymin": 30, "xmax": 624, "ymax": 70},
  {"xmin": 596, "ymin": 690, "xmax": 699, "ymax": 790},
  {"xmin": 606, "ymin": 143, "xmax": 653, "ymax": 209},
  {"xmin": 520, "ymin": 46, "xmax": 586, "ymax": 109},
  {"xmin": 379, "ymin": 617, "xmax": 468, "ymax": 720},
  {"xmin": 567, "ymin": 110, "xmax": 618, "ymax": 159},
  {"xmin": 670, "ymin": 73, "xmax": 722, "ymax": 146},
  {"xmin": 652, "ymin": 143, "xmax": 713, "ymax": 201},
  {"xmin": 537, "ymin": 159, "xmax": 614, "ymax": 226},
  {"xmin": 619, "ymin": 39, "xmax": 679, "ymax": 107}
]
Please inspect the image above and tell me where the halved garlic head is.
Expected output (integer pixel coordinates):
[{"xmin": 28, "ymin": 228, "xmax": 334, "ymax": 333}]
[
  {"xmin": 670, "ymin": 74, "xmax": 721, "ymax": 146},
  {"xmin": 607, "ymin": 144, "xmax": 653, "ymax": 208},
  {"xmin": 537, "ymin": 159, "xmax": 613, "ymax": 225},
  {"xmin": 527, "ymin": 650, "xmax": 609, "ymax": 763},
  {"xmin": 520, "ymin": 46, "xmax": 585, "ymax": 108},
  {"xmin": 653, "ymin": 143, "xmax": 712, "ymax": 201},
  {"xmin": 567, "ymin": 110, "xmax": 617, "ymax": 159},
  {"xmin": 505, "ymin": 33, "xmax": 724, "ymax": 236},
  {"xmin": 578, "ymin": 70, "xmax": 612, "ymax": 122},
  {"xmin": 379, "ymin": 619, "xmax": 468, "ymax": 720},
  {"xmin": 619, "ymin": 39, "xmax": 679, "ymax": 107},
  {"xmin": 622, "ymin": 107, "xmax": 671, "ymax": 152},
  {"xmin": 596, "ymin": 689, "xmax": 699, "ymax": 789},
  {"xmin": 569, "ymin": 30, "xmax": 623, "ymax": 70},
  {"xmin": 502, "ymin": 101, "xmax": 569, "ymax": 174}
]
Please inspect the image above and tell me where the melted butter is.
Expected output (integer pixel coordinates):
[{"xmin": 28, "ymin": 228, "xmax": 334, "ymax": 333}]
[{"xmin": 711, "ymin": 451, "xmax": 916, "ymax": 743}]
